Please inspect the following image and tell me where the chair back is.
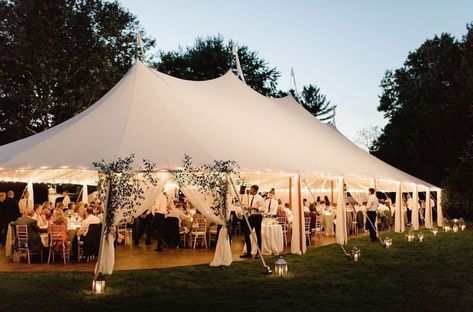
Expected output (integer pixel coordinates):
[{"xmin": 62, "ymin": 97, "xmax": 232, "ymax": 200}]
[
  {"xmin": 276, "ymin": 216, "xmax": 287, "ymax": 225},
  {"xmin": 49, "ymin": 225, "xmax": 66, "ymax": 242},
  {"xmin": 16, "ymin": 225, "xmax": 28, "ymax": 248},
  {"xmin": 304, "ymin": 217, "xmax": 311, "ymax": 232},
  {"xmin": 194, "ymin": 218, "xmax": 207, "ymax": 233}
]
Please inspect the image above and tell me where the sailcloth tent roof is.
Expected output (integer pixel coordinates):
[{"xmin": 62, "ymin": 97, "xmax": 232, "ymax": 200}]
[{"xmin": 0, "ymin": 60, "xmax": 435, "ymax": 189}]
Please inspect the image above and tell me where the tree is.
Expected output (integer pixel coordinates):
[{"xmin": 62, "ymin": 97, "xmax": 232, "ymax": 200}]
[
  {"xmin": 372, "ymin": 24, "xmax": 473, "ymax": 218},
  {"xmin": 0, "ymin": 0, "xmax": 154, "ymax": 145},
  {"xmin": 280, "ymin": 85, "xmax": 336, "ymax": 122},
  {"xmin": 154, "ymin": 35, "xmax": 281, "ymax": 97},
  {"xmin": 355, "ymin": 126, "xmax": 381, "ymax": 151}
]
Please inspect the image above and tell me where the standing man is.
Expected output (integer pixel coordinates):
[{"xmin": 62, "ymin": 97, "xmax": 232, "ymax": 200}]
[
  {"xmin": 19, "ymin": 190, "xmax": 33, "ymax": 216},
  {"xmin": 366, "ymin": 188, "xmax": 379, "ymax": 242},
  {"xmin": 406, "ymin": 194, "xmax": 414, "ymax": 226},
  {"xmin": 5, "ymin": 191, "xmax": 20, "ymax": 223},
  {"xmin": 240, "ymin": 184, "xmax": 264, "ymax": 259},
  {"xmin": 152, "ymin": 192, "xmax": 168, "ymax": 252},
  {"xmin": 264, "ymin": 188, "xmax": 278, "ymax": 217}
]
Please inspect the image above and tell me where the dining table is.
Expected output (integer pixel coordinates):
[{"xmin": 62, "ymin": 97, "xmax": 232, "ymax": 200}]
[{"xmin": 242, "ymin": 218, "xmax": 284, "ymax": 256}]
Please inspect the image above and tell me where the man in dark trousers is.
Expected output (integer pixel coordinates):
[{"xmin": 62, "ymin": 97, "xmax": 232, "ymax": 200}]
[
  {"xmin": 5, "ymin": 191, "xmax": 20, "ymax": 222},
  {"xmin": 366, "ymin": 188, "xmax": 379, "ymax": 242},
  {"xmin": 240, "ymin": 185, "xmax": 264, "ymax": 259}
]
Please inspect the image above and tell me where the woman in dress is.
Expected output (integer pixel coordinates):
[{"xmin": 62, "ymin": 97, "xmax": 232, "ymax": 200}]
[{"xmin": 49, "ymin": 208, "xmax": 69, "ymax": 249}]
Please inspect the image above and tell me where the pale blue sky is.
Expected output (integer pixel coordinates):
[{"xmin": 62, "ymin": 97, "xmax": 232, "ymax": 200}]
[{"xmin": 119, "ymin": 0, "xmax": 472, "ymax": 142}]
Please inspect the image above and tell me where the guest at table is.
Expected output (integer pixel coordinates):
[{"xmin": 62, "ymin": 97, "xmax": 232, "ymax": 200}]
[
  {"xmin": 166, "ymin": 202, "xmax": 189, "ymax": 247},
  {"xmin": 366, "ymin": 188, "xmax": 379, "ymax": 242},
  {"xmin": 5, "ymin": 191, "xmax": 20, "ymax": 222},
  {"xmin": 33, "ymin": 204, "xmax": 49, "ymax": 229},
  {"xmin": 19, "ymin": 190, "xmax": 33, "ymax": 216},
  {"xmin": 303, "ymin": 198, "xmax": 310, "ymax": 213},
  {"xmin": 77, "ymin": 206, "xmax": 86, "ymax": 220},
  {"xmin": 309, "ymin": 204, "xmax": 318, "ymax": 230},
  {"xmin": 240, "ymin": 184, "xmax": 264, "ymax": 259},
  {"xmin": 15, "ymin": 207, "xmax": 46, "ymax": 254},
  {"xmin": 94, "ymin": 205, "xmax": 104, "ymax": 221},
  {"xmin": 0, "ymin": 192, "xmax": 7, "ymax": 244},
  {"xmin": 49, "ymin": 208, "xmax": 70, "ymax": 251},
  {"xmin": 77, "ymin": 207, "xmax": 101, "ymax": 237},
  {"xmin": 324, "ymin": 195, "xmax": 330, "ymax": 206},
  {"xmin": 283, "ymin": 203, "xmax": 294, "ymax": 224},
  {"xmin": 264, "ymin": 189, "xmax": 278, "ymax": 217}
]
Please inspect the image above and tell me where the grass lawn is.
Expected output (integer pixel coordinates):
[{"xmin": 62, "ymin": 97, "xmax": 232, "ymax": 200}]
[{"xmin": 1, "ymin": 229, "xmax": 472, "ymax": 312}]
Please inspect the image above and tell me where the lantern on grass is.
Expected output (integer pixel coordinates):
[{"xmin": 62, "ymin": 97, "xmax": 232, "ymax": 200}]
[
  {"xmin": 274, "ymin": 257, "xmax": 288, "ymax": 276},
  {"xmin": 92, "ymin": 273, "xmax": 106, "ymax": 294},
  {"xmin": 444, "ymin": 225, "xmax": 451, "ymax": 232},
  {"xmin": 453, "ymin": 224, "xmax": 459, "ymax": 233},
  {"xmin": 417, "ymin": 233, "xmax": 424, "ymax": 242},
  {"xmin": 461, "ymin": 224, "xmax": 466, "ymax": 231},
  {"xmin": 384, "ymin": 237, "xmax": 392, "ymax": 248},
  {"xmin": 351, "ymin": 247, "xmax": 361, "ymax": 262},
  {"xmin": 432, "ymin": 228, "xmax": 438, "ymax": 236},
  {"xmin": 407, "ymin": 232, "xmax": 415, "ymax": 242}
]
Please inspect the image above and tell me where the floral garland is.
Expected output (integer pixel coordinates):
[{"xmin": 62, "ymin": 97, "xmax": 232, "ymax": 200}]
[{"xmin": 93, "ymin": 154, "xmax": 157, "ymax": 237}]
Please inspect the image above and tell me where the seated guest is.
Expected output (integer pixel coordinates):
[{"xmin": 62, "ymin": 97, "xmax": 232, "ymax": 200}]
[
  {"xmin": 65, "ymin": 202, "xmax": 76, "ymax": 215},
  {"xmin": 283, "ymin": 203, "xmax": 294, "ymax": 224},
  {"xmin": 33, "ymin": 204, "xmax": 48, "ymax": 229},
  {"xmin": 94, "ymin": 205, "xmax": 104, "ymax": 221},
  {"xmin": 77, "ymin": 207, "xmax": 101, "ymax": 237},
  {"xmin": 303, "ymin": 199, "xmax": 310, "ymax": 214},
  {"xmin": 41, "ymin": 207, "xmax": 51, "ymax": 222},
  {"xmin": 309, "ymin": 204, "xmax": 318, "ymax": 230},
  {"xmin": 77, "ymin": 206, "xmax": 86, "ymax": 220},
  {"xmin": 49, "ymin": 208, "xmax": 69, "ymax": 244},
  {"xmin": 15, "ymin": 207, "xmax": 46, "ymax": 253}
]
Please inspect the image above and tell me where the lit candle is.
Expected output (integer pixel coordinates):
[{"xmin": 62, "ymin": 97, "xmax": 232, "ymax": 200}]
[
  {"xmin": 418, "ymin": 233, "xmax": 424, "ymax": 242},
  {"xmin": 453, "ymin": 225, "xmax": 459, "ymax": 233}
]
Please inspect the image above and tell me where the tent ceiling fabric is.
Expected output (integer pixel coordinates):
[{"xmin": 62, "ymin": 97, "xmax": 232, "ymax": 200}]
[{"xmin": 0, "ymin": 60, "xmax": 435, "ymax": 189}]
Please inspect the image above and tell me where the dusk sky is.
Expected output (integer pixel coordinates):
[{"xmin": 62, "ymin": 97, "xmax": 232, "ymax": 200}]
[{"xmin": 119, "ymin": 0, "xmax": 473, "ymax": 142}]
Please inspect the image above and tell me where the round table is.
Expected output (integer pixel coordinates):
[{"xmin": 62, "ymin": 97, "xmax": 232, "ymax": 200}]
[
  {"xmin": 242, "ymin": 220, "xmax": 284, "ymax": 256},
  {"xmin": 321, "ymin": 213, "xmax": 335, "ymax": 236}
]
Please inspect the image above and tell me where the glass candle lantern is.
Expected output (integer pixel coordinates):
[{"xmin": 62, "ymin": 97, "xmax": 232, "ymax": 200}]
[
  {"xmin": 92, "ymin": 273, "xmax": 106, "ymax": 294},
  {"xmin": 418, "ymin": 233, "xmax": 424, "ymax": 242},
  {"xmin": 407, "ymin": 233, "xmax": 415, "ymax": 242},
  {"xmin": 274, "ymin": 257, "xmax": 288, "ymax": 277},
  {"xmin": 432, "ymin": 228, "xmax": 438, "ymax": 236},
  {"xmin": 453, "ymin": 224, "xmax": 459, "ymax": 233},
  {"xmin": 461, "ymin": 224, "xmax": 466, "ymax": 231},
  {"xmin": 351, "ymin": 247, "xmax": 361, "ymax": 262},
  {"xmin": 384, "ymin": 237, "xmax": 393, "ymax": 248}
]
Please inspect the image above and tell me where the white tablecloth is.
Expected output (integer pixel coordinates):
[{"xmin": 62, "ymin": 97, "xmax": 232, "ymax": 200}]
[
  {"xmin": 242, "ymin": 220, "xmax": 284, "ymax": 256},
  {"xmin": 321, "ymin": 213, "xmax": 335, "ymax": 236}
]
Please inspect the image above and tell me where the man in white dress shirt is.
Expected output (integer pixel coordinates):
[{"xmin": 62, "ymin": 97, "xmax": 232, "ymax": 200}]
[
  {"xmin": 19, "ymin": 190, "xmax": 33, "ymax": 216},
  {"xmin": 366, "ymin": 188, "xmax": 379, "ymax": 242},
  {"xmin": 263, "ymin": 189, "xmax": 278, "ymax": 217},
  {"xmin": 240, "ymin": 184, "xmax": 264, "ymax": 259},
  {"xmin": 151, "ymin": 192, "xmax": 168, "ymax": 252},
  {"xmin": 406, "ymin": 194, "xmax": 414, "ymax": 226},
  {"xmin": 77, "ymin": 207, "xmax": 101, "ymax": 237}
]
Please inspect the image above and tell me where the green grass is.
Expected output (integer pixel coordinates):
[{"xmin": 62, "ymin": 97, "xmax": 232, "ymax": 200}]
[{"xmin": 1, "ymin": 230, "xmax": 473, "ymax": 312}]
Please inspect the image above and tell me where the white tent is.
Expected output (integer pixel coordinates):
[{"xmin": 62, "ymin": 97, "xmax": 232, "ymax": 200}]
[{"xmin": 0, "ymin": 60, "xmax": 442, "ymax": 267}]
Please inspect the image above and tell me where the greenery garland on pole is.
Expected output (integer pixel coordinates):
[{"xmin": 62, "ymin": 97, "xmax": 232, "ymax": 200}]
[
  {"xmin": 175, "ymin": 155, "xmax": 242, "ymax": 231},
  {"xmin": 93, "ymin": 154, "xmax": 157, "ymax": 238}
]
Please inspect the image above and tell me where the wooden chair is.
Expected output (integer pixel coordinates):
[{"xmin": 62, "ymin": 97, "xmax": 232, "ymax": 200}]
[
  {"xmin": 48, "ymin": 225, "xmax": 69, "ymax": 264},
  {"xmin": 208, "ymin": 225, "xmax": 218, "ymax": 247},
  {"xmin": 179, "ymin": 228, "xmax": 187, "ymax": 248},
  {"xmin": 305, "ymin": 217, "xmax": 312, "ymax": 245},
  {"xmin": 15, "ymin": 225, "xmax": 42, "ymax": 264},
  {"xmin": 191, "ymin": 218, "xmax": 208, "ymax": 249},
  {"xmin": 276, "ymin": 216, "xmax": 288, "ymax": 246},
  {"xmin": 351, "ymin": 212, "xmax": 358, "ymax": 236},
  {"xmin": 116, "ymin": 222, "xmax": 132, "ymax": 245},
  {"xmin": 314, "ymin": 215, "xmax": 324, "ymax": 238}
]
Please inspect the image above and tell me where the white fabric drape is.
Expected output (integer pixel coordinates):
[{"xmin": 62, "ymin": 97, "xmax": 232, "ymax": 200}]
[
  {"xmin": 425, "ymin": 189, "xmax": 433, "ymax": 228},
  {"xmin": 437, "ymin": 190, "xmax": 443, "ymax": 226},
  {"xmin": 394, "ymin": 182, "xmax": 404, "ymax": 232},
  {"xmin": 291, "ymin": 174, "xmax": 305, "ymax": 255},
  {"xmin": 345, "ymin": 180, "xmax": 369, "ymax": 204},
  {"xmin": 27, "ymin": 182, "xmax": 34, "ymax": 204},
  {"xmin": 412, "ymin": 184, "xmax": 419, "ymax": 230},
  {"xmin": 181, "ymin": 186, "xmax": 232, "ymax": 267},
  {"xmin": 336, "ymin": 177, "xmax": 347, "ymax": 245},
  {"xmin": 113, "ymin": 172, "xmax": 170, "ymax": 224},
  {"xmin": 95, "ymin": 232, "xmax": 114, "ymax": 275},
  {"xmin": 82, "ymin": 184, "xmax": 88, "ymax": 204}
]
